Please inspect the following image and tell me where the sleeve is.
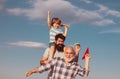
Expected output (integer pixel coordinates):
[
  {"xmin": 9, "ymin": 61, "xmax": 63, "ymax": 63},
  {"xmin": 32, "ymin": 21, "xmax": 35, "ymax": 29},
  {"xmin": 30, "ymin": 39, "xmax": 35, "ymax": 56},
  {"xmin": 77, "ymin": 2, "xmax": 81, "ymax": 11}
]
[
  {"xmin": 43, "ymin": 48, "xmax": 50, "ymax": 58},
  {"xmin": 38, "ymin": 57, "xmax": 57, "ymax": 73},
  {"xmin": 77, "ymin": 66, "xmax": 90, "ymax": 77}
]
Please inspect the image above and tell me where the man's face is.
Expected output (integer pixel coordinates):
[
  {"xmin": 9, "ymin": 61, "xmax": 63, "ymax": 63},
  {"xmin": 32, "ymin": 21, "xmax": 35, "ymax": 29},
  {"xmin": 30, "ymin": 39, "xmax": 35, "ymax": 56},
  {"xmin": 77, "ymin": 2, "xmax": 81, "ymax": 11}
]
[
  {"xmin": 64, "ymin": 47, "xmax": 75, "ymax": 63},
  {"xmin": 55, "ymin": 38, "xmax": 64, "ymax": 52},
  {"xmin": 56, "ymin": 38, "xmax": 64, "ymax": 45}
]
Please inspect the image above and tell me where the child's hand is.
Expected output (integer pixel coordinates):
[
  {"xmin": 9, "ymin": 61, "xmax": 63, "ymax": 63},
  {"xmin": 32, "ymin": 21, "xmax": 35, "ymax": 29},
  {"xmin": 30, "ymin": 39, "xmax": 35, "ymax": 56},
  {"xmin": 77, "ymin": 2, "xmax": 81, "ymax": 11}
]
[
  {"xmin": 75, "ymin": 45, "xmax": 81, "ymax": 55},
  {"xmin": 48, "ymin": 10, "xmax": 50, "ymax": 15},
  {"xmin": 60, "ymin": 24, "xmax": 69, "ymax": 28},
  {"xmin": 65, "ymin": 24, "xmax": 69, "ymax": 28}
]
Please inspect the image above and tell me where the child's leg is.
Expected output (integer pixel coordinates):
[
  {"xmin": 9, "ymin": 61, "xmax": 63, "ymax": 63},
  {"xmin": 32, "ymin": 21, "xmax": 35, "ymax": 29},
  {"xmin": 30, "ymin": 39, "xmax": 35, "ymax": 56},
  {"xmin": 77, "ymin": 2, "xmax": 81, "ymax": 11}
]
[{"xmin": 49, "ymin": 45, "xmax": 55, "ymax": 60}]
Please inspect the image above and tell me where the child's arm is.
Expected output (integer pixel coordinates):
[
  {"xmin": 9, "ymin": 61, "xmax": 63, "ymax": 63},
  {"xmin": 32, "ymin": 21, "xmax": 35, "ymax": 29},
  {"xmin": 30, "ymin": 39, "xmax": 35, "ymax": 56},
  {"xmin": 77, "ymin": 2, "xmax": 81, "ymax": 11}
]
[
  {"xmin": 61, "ymin": 24, "xmax": 69, "ymax": 37},
  {"xmin": 49, "ymin": 46, "xmax": 55, "ymax": 60},
  {"xmin": 75, "ymin": 45, "xmax": 81, "ymax": 56},
  {"xmin": 48, "ymin": 10, "xmax": 51, "ymax": 29}
]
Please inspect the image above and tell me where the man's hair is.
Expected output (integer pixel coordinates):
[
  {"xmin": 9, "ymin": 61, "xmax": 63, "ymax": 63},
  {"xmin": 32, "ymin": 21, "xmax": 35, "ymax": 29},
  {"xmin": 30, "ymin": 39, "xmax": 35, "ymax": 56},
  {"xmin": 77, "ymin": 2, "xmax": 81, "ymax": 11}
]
[{"xmin": 55, "ymin": 33, "xmax": 65, "ymax": 41}]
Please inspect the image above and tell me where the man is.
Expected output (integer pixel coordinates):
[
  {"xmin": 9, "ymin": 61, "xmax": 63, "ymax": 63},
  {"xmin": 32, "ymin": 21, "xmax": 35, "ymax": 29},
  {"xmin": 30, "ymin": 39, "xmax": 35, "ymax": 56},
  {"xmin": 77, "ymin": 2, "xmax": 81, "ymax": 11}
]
[
  {"xmin": 40, "ymin": 33, "xmax": 66, "ymax": 65},
  {"xmin": 25, "ymin": 46, "xmax": 91, "ymax": 79},
  {"xmin": 40, "ymin": 33, "xmax": 66, "ymax": 79}
]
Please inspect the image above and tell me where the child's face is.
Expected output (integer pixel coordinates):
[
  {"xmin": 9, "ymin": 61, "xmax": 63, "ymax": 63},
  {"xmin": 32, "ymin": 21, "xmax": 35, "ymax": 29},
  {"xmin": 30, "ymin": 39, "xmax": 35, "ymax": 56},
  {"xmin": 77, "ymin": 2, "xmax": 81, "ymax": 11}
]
[
  {"xmin": 54, "ymin": 22, "xmax": 61, "ymax": 27},
  {"xmin": 56, "ymin": 20, "xmax": 61, "ymax": 26}
]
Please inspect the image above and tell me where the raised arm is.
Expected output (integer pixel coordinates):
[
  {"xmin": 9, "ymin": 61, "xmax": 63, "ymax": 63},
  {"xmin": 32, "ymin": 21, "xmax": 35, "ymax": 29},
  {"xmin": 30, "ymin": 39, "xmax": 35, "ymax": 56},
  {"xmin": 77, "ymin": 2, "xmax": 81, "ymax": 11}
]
[
  {"xmin": 84, "ymin": 54, "xmax": 91, "ymax": 77},
  {"xmin": 78, "ymin": 54, "xmax": 90, "ymax": 77},
  {"xmin": 61, "ymin": 24, "xmax": 69, "ymax": 37},
  {"xmin": 75, "ymin": 44, "xmax": 81, "ymax": 56},
  {"xmin": 84, "ymin": 54, "xmax": 90, "ymax": 71},
  {"xmin": 74, "ymin": 44, "xmax": 81, "ymax": 63},
  {"xmin": 48, "ymin": 10, "xmax": 51, "ymax": 29}
]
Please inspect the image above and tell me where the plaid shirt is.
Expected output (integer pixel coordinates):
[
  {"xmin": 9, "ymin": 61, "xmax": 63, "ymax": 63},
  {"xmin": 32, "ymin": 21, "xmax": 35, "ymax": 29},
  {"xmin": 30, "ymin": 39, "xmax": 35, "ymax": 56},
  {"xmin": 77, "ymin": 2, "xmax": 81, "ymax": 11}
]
[{"xmin": 39, "ymin": 57, "xmax": 89, "ymax": 79}]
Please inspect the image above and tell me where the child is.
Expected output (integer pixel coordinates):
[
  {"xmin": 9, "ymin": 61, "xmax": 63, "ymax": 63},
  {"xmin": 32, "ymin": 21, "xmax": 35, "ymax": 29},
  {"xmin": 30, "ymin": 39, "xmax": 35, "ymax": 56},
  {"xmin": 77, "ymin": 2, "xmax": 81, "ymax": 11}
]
[{"xmin": 47, "ymin": 10, "xmax": 69, "ymax": 60}]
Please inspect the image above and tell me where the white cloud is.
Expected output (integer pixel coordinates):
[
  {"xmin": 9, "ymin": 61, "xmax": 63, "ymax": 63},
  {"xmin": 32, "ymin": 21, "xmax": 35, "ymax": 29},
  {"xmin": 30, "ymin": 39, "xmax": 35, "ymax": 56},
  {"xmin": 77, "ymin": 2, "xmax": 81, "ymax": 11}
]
[
  {"xmin": 0, "ymin": 0, "xmax": 5, "ymax": 10},
  {"xmin": 96, "ymin": 4, "xmax": 120, "ymax": 18},
  {"xmin": 107, "ymin": 10, "xmax": 120, "ymax": 18},
  {"xmin": 92, "ymin": 19, "xmax": 116, "ymax": 26},
  {"xmin": 76, "ymin": 9, "xmax": 102, "ymax": 23},
  {"xmin": 7, "ymin": 41, "xmax": 47, "ymax": 48},
  {"xmin": 80, "ymin": 0, "xmax": 92, "ymax": 4},
  {"xmin": 6, "ymin": 0, "xmax": 75, "ymax": 20},
  {"xmin": 0, "ymin": 5, "xmax": 3, "ymax": 10},
  {"xmin": 6, "ymin": 0, "xmax": 102, "ymax": 23},
  {"xmin": 5, "ymin": 0, "xmax": 119, "ymax": 26},
  {"xmin": 6, "ymin": 8, "xmax": 26, "ymax": 15},
  {"xmin": 99, "ymin": 28, "xmax": 120, "ymax": 34}
]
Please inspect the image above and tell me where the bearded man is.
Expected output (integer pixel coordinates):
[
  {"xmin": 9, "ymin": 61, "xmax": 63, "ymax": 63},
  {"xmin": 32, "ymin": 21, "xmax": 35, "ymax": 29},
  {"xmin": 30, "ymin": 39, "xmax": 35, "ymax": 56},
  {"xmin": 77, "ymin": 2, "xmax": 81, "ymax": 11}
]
[
  {"xmin": 40, "ymin": 33, "xmax": 66, "ymax": 65},
  {"xmin": 25, "ymin": 46, "xmax": 91, "ymax": 79},
  {"xmin": 40, "ymin": 33, "xmax": 66, "ymax": 79}
]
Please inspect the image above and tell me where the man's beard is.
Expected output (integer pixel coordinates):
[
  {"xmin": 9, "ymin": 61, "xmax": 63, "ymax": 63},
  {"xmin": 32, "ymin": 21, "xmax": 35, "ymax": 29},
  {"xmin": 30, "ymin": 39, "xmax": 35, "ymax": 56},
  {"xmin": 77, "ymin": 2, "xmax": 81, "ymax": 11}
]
[
  {"xmin": 56, "ymin": 44, "xmax": 65, "ymax": 52},
  {"xmin": 64, "ymin": 56, "xmax": 75, "ymax": 63}
]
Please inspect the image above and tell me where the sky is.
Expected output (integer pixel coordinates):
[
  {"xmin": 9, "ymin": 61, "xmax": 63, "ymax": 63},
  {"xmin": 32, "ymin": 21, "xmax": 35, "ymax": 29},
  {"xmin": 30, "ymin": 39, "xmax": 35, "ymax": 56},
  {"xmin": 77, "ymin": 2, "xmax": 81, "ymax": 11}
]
[{"xmin": 0, "ymin": 0, "xmax": 120, "ymax": 79}]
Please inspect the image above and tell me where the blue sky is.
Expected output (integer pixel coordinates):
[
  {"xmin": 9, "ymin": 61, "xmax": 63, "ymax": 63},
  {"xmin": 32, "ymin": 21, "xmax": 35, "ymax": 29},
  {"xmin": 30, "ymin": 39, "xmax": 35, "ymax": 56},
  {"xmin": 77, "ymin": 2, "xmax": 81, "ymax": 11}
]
[{"xmin": 0, "ymin": 0, "xmax": 120, "ymax": 79}]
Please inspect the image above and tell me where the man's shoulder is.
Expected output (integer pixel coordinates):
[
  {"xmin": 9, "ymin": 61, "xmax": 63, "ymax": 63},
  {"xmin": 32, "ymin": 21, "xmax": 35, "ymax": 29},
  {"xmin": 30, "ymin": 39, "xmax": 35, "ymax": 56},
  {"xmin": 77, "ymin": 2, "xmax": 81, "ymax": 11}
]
[
  {"xmin": 54, "ymin": 50, "xmax": 64, "ymax": 58},
  {"xmin": 44, "ymin": 48, "xmax": 50, "ymax": 53},
  {"xmin": 43, "ymin": 48, "xmax": 50, "ymax": 57},
  {"xmin": 46, "ymin": 48, "xmax": 50, "ymax": 50}
]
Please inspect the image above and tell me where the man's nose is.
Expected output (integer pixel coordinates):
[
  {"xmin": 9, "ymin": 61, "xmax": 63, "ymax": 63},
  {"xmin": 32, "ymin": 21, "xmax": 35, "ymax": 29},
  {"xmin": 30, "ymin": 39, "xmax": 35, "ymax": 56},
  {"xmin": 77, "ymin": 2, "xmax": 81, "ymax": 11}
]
[
  {"xmin": 60, "ymin": 42, "xmax": 63, "ymax": 44},
  {"xmin": 67, "ymin": 54, "xmax": 71, "ymax": 57}
]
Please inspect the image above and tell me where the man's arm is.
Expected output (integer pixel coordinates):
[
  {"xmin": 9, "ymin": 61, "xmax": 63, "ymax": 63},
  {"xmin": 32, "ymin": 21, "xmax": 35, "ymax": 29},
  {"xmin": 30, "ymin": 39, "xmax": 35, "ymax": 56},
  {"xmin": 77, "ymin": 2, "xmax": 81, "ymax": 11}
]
[
  {"xmin": 25, "ymin": 67, "xmax": 39, "ymax": 77},
  {"xmin": 84, "ymin": 54, "xmax": 90, "ymax": 71},
  {"xmin": 40, "ymin": 57, "xmax": 48, "ymax": 65},
  {"xmin": 26, "ymin": 58, "xmax": 57, "ymax": 77},
  {"xmin": 78, "ymin": 54, "xmax": 90, "ymax": 77},
  {"xmin": 83, "ymin": 54, "xmax": 91, "ymax": 77},
  {"xmin": 40, "ymin": 48, "xmax": 49, "ymax": 65}
]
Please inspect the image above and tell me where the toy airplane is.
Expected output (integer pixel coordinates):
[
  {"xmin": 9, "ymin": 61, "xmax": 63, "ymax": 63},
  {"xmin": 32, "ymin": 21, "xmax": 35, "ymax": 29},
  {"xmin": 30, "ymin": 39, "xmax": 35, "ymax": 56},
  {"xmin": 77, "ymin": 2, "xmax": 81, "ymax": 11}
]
[{"xmin": 82, "ymin": 47, "xmax": 89, "ymax": 60}]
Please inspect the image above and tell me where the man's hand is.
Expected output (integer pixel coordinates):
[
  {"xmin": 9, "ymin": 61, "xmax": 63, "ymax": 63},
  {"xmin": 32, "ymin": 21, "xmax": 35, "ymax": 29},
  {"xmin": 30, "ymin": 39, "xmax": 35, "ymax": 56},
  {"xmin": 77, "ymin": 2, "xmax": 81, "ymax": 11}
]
[
  {"xmin": 25, "ymin": 68, "xmax": 39, "ymax": 77},
  {"xmin": 85, "ymin": 54, "xmax": 91, "ymax": 61},
  {"xmin": 25, "ymin": 70, "xmax": 33, "ymax": 77}
]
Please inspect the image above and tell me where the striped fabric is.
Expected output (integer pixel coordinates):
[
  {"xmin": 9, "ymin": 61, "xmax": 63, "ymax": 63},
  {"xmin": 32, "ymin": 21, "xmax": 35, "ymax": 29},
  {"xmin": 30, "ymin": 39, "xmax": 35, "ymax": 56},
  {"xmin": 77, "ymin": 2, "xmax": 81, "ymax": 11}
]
[
  {"xmin": 39, "ymin": 57, "xmax": 89, "ymax": 79},
  {"xmin": 49, "ymin": 27, "xmax": 63, "ymax": 43}
]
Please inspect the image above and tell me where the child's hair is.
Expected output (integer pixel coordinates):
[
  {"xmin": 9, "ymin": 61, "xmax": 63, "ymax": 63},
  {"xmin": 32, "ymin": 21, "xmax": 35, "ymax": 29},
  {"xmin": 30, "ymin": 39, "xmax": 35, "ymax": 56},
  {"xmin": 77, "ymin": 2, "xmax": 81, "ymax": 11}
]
[{"xmin": 51, "ymin": 17, "xmax": 61, "ymax": 26}]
